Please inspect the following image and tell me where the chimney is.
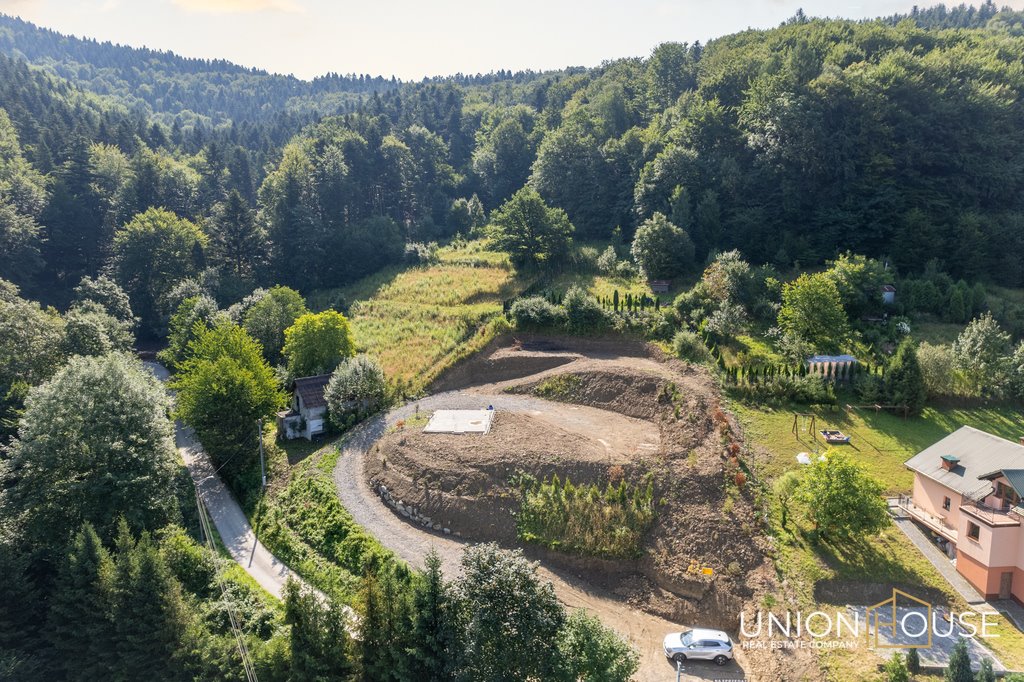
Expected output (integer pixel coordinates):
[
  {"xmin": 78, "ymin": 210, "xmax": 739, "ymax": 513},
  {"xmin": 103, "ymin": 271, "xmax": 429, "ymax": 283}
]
[
  {"xmin": 1019, "ymin": 436, "xmax": 1024, "ymax": 447},
  {"xmin": 940, "ymin": 455, "xmax": 960, "ymax": 471}
]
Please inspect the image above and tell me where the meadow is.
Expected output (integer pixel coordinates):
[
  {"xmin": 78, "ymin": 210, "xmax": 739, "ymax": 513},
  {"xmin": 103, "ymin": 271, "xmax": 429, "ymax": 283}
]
[{"xmin": 311, "ymin": 240, "xmax": 525, "ymax": 393}]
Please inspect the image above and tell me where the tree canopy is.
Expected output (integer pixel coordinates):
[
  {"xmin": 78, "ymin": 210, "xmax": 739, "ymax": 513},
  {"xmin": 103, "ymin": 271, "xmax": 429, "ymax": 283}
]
[
  {"xmin": 283, "ymin": 310, "xmax": 356, "ymax": 378},
  {"xmin": 1, "ymin": 353, "xmax": 180, "ymax": 553}
]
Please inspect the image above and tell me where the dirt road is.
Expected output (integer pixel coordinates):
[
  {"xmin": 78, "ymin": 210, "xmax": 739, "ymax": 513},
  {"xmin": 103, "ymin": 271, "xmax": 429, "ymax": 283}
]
[
  {"xmin": 145, "ymin": 361, "xmax": 296, "ymax": 599},
  {"xmin": 333, "ymin": 355, "xmax": 750, "ymax": 681}
]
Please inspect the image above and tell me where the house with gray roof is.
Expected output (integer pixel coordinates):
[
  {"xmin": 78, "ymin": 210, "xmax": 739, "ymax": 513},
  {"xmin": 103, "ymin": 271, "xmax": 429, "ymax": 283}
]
[{"xmin": 901, "ymin": 426, "xmax": 1024, "ymax": 603}]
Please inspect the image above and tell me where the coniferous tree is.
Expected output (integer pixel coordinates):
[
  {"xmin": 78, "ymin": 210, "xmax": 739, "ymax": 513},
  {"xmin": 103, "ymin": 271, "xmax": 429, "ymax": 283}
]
[
  {"xmin": 407, "ymin": 550, "xmax": 461, "ymax": 681},
  {"xmin": 944, "ymin": 638, "xmax": 972, "ymax": 682},
  {"xmin": 47, "ymin": 522, "xmax": 116, "ymax": 679},
  {"xmin": 110, "ymin": 521, "xmax": 190, "ymax": 680},
  {"xmin": 283, "ymin": 579, "xmax": 353, "ymax": 680}
]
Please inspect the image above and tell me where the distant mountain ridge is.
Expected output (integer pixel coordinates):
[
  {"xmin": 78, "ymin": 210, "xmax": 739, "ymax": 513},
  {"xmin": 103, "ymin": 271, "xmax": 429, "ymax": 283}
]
[{"xmin": 0, "ymin": 13, "xmax": 400, "ymax": 124}]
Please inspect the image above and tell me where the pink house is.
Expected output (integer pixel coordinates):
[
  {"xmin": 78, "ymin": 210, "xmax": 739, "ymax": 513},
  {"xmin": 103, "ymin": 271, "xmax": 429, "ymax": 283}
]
[{"xmin": 901, "ymin": 426, "xmax": 1024, "ymax": 604}]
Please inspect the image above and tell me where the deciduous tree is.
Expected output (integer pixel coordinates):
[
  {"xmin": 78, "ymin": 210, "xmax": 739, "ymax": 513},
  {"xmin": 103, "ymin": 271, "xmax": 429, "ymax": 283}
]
[{"xmin": 283, "ymin": 310, "xmax": 355, "ymax": 378}]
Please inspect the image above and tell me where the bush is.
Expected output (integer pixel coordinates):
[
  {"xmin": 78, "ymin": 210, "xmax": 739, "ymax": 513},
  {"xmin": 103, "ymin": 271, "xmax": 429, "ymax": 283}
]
[
  {"xmin": 731, "ymin": 375, "xmax": 835, "ymax": 406},
  {"xmin": 509, "ymin": 297, "xmax": 566, "ymax": 329},
  {"xmin": 404, "ymin": 242, "xmax": 439, "ymax": 265},
  {"xmin": 672, "ymin": 330, "xmax": 712, "ymax": 363},
  {"xmin": 325, "ymin": 355, "xmax": 390, "ymax": 430},
  {"xmin": 596, "ymin": 245, "xmax": 618, "ymax": 274},
  {"xmin": 611, "ymin": 310, "xmax": 674, "ymax": 341},
  {"xmin": 514, "ymin": 473, "xmax": 655, "ymax": 559},
  {"xmin": 563, "ymin": 286, "xmax": 608, "ymax": 333}
]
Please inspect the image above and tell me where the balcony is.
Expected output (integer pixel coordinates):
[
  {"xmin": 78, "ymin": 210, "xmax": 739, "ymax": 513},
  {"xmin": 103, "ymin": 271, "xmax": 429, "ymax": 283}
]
[
  {"xmin": 897, "ymin": 494, "xmax": 958, "ymax": 542},
  {"xmin": 960, "ymin": 498, "xmax": 1021, "ymax": 528}
]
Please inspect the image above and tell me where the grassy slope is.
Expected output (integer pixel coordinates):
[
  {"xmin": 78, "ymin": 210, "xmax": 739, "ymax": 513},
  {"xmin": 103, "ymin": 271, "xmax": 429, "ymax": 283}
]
[
  {"xmin": 244, "ymin": 241, "xmax": 526, "ymax": 601},
  {"xmin": 313, "ymin": 240, "xmax": 524, "ymax": 392}
]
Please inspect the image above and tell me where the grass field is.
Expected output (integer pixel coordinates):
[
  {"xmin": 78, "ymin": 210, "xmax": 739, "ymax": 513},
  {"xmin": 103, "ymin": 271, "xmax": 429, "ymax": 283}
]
[
  {"xmin": 313, "ymin": 240, "xmax": 525, "ymax": 392},
  {"xmin": 736, "ymin": 396, "xmax": 1024, "ymax": 678},
  {"xmin": 734, "ymin": 399, "xmax": 1024, "ymax": 493}
]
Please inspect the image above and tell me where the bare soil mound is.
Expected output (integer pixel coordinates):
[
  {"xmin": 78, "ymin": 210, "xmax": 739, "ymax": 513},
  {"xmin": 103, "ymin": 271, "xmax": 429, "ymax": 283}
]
[
  {"xmin": 367, "ymin": 412, "xmax": 650, "ymax": 543},
  {"xmin": 370, "ymin": 338, "xmax": 819, "ymax": 679}
]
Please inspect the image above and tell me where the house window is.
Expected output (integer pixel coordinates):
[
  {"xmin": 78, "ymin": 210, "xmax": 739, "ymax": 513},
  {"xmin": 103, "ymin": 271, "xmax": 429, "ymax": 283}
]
[
  {"xmin": 942, "ymin": 496, "xmax": 951, "ymax": 511},
  {"xmin": 967, "ymin": 522, "xmax": 981, "ymax": 541}
]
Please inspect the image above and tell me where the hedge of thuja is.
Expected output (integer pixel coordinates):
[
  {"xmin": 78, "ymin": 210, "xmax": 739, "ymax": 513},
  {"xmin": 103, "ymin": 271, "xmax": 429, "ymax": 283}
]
[{"xmin": 513, "ymin": 473, "xmax": 655, "ymax": 559}]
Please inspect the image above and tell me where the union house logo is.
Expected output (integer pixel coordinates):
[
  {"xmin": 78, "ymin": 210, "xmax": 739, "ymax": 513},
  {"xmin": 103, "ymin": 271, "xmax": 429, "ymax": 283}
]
[{"xmin": 865, "ymin": 588, "xmax": 932, "ymax": 649}]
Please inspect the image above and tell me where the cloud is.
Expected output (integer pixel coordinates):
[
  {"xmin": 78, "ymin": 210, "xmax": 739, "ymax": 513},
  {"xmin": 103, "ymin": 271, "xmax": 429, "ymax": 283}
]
[{"xmin": 171, "ymin": 0, "xmax": 303, "ymax": 14}]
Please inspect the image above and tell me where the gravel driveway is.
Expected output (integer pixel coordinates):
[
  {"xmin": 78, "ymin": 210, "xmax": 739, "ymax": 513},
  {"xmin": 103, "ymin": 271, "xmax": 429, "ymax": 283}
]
[{"xmin": 333, "ymin": 381, "xmax": 750, "ymax": 681}]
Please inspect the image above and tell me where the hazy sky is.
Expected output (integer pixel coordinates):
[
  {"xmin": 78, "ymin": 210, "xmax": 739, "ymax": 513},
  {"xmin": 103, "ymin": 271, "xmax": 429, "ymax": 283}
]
[{"xmin": 1, "ymin": 0, "xmax": 1021, "ymax": 80}]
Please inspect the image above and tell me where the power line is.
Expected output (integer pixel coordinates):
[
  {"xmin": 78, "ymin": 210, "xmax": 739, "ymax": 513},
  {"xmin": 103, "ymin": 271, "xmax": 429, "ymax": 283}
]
[{"xmin": 194, "ymin": 487, "xmax": 259, "ymax": 682}]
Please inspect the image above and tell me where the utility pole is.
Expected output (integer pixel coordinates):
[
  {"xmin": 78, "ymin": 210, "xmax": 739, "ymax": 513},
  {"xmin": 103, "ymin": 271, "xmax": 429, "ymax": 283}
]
[{"xmin": 257, "ymin": 418, "xmax": 266, "ymax": 489}]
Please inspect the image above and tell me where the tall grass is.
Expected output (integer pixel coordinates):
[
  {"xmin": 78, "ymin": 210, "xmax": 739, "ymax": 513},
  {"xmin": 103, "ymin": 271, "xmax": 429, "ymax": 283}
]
[
  {"xmin": 315, "ymin": 241, "xmax": 525, "ymax": 392},
  {"xmin": 513, "ymin": 472, "xmax": 655, "ymax": 559}
]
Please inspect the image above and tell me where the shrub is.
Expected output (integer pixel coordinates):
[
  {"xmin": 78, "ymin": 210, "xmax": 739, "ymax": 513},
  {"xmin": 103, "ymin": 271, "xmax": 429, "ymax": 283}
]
[
  {"xmin": 611, "ymin": 310, "xmax": 674, "ymax": 341},
  {"xmin": 404, "ymin": 242, "xmax": 440, "ymax": 265},
  {"xmin": 596, "ymin": 245, "xmax": 618, "ymax": 274},
  {"xmin": 325, "ymin": 355, "xmax": 390, "ymax": 430},
  {"xmin": 513, "ymin": 473, "xmax": 655, "ymax": 559},
  {"xmin": 672, "ymin": 330, "xmax": 712, "ymax": 363},
  {"xmin": 509, "ymin": 296, "xmax": 566, "ymax": 329},
  {"xmin": 563, "ymin": 286, "xmax": 608, "ymax": 333},
  {"xmin": 732, "ymin": 375, "xmax": 835, "ymax": 406}
]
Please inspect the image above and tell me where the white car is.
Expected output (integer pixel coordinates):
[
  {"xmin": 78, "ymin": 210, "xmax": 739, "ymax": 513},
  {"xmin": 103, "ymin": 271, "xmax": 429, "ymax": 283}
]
[{"xmin": 663, "ymin": 628, "xmax": 733, "ymax": 666}]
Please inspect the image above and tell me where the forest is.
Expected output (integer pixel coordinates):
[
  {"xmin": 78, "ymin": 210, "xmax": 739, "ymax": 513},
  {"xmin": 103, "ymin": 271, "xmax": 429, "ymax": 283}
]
[{"xmin": 3, "ymin": 2, "xmax": 1024, "ymax": 318}]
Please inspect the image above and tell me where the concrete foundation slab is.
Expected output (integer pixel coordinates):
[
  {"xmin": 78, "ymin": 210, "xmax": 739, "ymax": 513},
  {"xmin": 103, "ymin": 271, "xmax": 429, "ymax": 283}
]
[{"xmin": 423, "ymin": 409, "xmax": 494, "ymax": 434}]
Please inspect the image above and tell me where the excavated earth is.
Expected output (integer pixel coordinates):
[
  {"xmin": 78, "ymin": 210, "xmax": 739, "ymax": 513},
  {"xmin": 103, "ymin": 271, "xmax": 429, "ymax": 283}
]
[{"xmin": 358, "ymin": 334, "xmax": 819, "ymax": 681}]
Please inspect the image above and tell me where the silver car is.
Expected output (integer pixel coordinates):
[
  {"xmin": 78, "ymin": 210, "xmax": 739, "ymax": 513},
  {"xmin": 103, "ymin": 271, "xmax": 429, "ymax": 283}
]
[{"xmin": 663, "ymin": 628, "xmax": 733, "ymax": 666}]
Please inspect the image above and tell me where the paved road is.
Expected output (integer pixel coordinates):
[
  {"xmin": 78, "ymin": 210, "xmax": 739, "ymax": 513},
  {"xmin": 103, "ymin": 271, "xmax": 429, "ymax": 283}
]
[
  {"xmin": 146, "ymin": 361, "xmax": 295, "ymax": 599},
  {"xmin": 334, "ymin": 385, "xmax": 751, "ymax": 682}
]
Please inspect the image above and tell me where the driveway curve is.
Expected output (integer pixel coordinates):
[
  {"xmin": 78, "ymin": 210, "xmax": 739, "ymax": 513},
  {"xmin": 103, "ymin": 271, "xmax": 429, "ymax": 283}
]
[{"xmin": 334, "ymin": 378, "xmax": 749, "ymax": 681}]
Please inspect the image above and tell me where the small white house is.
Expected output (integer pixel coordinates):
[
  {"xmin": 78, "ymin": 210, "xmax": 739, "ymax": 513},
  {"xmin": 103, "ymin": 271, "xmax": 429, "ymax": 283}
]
[
  {"xmin": 277, "ymin": 374, "xmax": 330, "ymax": 440},
  {"xmin": 882, "ymin": 284, "xmax": 897, "ymax": 305}
]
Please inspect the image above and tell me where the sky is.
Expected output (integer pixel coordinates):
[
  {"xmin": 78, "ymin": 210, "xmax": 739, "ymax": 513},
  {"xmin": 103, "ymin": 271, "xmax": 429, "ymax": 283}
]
[{"xmin": 0, "ymin": 0, "xmax": 1022, "ymax": 80}]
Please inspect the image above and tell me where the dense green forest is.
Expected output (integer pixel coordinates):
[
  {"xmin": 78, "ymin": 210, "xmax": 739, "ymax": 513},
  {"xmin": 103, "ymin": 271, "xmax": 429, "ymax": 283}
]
[{"xmin": 4, "ymin": 3, "xmax": 1024, "ymax": 320}]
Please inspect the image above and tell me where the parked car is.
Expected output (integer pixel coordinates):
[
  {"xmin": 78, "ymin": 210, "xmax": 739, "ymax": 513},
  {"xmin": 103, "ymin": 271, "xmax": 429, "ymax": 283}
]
[{"xmin": 663, "ymin": 628, "xmax": 733, "ymax": 665}]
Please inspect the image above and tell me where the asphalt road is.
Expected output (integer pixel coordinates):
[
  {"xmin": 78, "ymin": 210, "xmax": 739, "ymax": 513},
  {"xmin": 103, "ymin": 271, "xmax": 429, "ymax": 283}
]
[{"xmin": 145, "ymin": 361, "xmax": 295, "ymax": 599}]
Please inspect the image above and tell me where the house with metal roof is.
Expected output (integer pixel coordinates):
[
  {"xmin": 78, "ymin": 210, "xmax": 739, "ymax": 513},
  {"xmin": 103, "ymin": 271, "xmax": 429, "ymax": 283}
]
[
  {"xmin": 900, "ymin": 426, "xmax": 1024, "ymax": 603},
  {"xmin": 275, "ymin": 374, "xmax": 330, "ymax": 440}
]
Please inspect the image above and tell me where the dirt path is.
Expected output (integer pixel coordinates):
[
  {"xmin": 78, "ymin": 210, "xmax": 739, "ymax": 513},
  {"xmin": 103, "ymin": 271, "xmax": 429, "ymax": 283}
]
[
  {"xmin": 333, "ymin": 355, "xmax": 750, "ymax": 681},
  {"xmin": 146, "ymin": 361, "xmax": 296, "ymax": 599}
]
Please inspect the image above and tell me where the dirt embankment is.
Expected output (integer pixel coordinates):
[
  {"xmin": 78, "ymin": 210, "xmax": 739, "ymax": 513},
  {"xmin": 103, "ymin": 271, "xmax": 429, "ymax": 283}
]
[{"xmin": 367, "ymin": 339, "xmax": 819, "ymax": 681}]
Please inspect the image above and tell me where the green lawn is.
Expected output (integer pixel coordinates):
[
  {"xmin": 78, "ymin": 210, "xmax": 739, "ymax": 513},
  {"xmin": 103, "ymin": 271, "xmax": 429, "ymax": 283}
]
[
  {"xmin": 737, "ymin": 396, "xmax": 1024, "ymax": 678},
  {"xmin": 733, "ymin": 400, "xmax": 1024, "ymax": 494}
]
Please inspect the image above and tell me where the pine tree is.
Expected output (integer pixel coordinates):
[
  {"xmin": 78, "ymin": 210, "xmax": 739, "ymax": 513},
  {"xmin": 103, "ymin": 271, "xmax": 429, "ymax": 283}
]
[
  {"xmin": 885, "ymin": 338, "xmax": 927, "ymax": 415},
  {"xmin": 47, "ymin": 523, "xmax": 116, "ymax": 679},
  {"xmin": 359, "ymin": 568, "xmax": 412, "ymax": 681},
  {"xmin": 407, "ymin": 551, "xmax": 460, "ymax": 680},
  {"xmin": 284, "ymin": 579, "xmax": 353, "ymax": 680},
  {"xmin": 944, "ymin": 638, "xmax": 972, "ymax": 682},
  {"xmin": 906, "ymin": 645, "xmax": 920, "ymax": 674},
  {"xmin": 110, "ymin": 522, "xmax": 189, "ymax": 680}
]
